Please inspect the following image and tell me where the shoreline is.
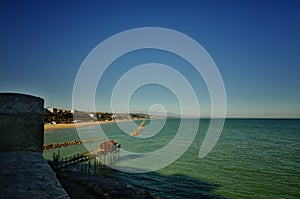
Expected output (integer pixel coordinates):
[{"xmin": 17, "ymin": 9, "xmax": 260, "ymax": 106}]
[
  {"xmin": 44, "ymin": 121, "xmax": 116, "ymax": 131},
  {"xmin": 44, "ymin": 119, "xmax": 146, "ymax": 131}
]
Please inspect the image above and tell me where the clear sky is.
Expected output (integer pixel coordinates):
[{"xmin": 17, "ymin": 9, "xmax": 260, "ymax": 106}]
[{"xmin": 1, "ymin": 0, "xmax": 299, "ymax": 118}]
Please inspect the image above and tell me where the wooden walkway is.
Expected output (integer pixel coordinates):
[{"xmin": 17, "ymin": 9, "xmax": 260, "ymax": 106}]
[{"xmin": 52, "ymin": 141, "xmax": 120, "ymax": 172}]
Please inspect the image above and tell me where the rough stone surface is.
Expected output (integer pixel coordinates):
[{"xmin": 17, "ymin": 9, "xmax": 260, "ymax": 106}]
[
  {"xmin": 0, "ymin": 93, "xmax": 44, "ymax": 152},
  {"xmin": 0, "ymin": 151, "xmax": 69, "ymax": 198},
  {"xmin": 0, "ymin": 93, "xmax": 43, "ymax": 114},
  {"xmin": 57, "ymin": 171, "xmax": 160, "ymax": 199}
]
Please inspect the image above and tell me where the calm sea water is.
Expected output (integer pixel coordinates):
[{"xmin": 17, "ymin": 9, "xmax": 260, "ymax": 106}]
[{"xmin": 43, "ymin": 119, "xmax": 300, "ymax": 199}]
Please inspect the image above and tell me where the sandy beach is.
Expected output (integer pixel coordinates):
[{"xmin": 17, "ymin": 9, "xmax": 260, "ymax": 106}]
[
  {"xmin": 44, "ymin": 119, "xmax": 145, "ymax": 131},
  {"xmin": 44, "ymin": 121, "xmax": 115, "ymax": 131}
]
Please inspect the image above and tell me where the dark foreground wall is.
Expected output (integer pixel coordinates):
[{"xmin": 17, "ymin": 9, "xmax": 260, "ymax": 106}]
[
  {"xmin": 0, "ymin": 151, "xmax": 69, "ymax": 198},
  {"xmin": 0, "ymin": 93, "xmax": 44, "ymax": 152},
  {"xmin": 0, "ymin": 93, "xmax": 69, "ymax": 198}
]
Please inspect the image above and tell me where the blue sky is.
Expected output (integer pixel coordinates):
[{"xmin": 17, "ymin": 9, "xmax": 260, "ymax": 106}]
[{"xmin": 0, "ymin": 0, "xmax": 299, "ymax": 118}]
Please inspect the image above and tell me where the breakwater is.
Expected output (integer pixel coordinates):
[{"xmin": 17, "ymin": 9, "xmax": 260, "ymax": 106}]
[
  {"xmin": 131, "ymin": 120, "xmax": 146, "ymax": 136},
  {"xmin": 43, "ymin": 138, "xmax": 105, "ymax": 150}
]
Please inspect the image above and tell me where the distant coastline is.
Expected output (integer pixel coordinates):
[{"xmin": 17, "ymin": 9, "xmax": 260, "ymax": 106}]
[{"xmin": 44, "ymin": 107, "xmax": 151, "ymax": 131}]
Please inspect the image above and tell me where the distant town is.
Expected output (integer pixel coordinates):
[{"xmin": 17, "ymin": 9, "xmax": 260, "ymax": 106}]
[{"xmin": 44, "ymin": 107, "xmax": 156, "ymax": 124}]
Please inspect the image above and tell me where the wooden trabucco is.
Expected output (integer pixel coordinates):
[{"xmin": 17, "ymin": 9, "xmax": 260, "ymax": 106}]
[
  {"xmin": 52, "ymin": 140, "xmax": 121, "ymax": 172},
  {"xmin": 89, "ymin": 140, "xmax": 121, "ymax": 163}
]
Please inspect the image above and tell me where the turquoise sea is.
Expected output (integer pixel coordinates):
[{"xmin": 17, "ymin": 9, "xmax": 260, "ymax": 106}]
[{"xmin": 43, "ymin": 119, "xmax": 300, "ymax": 198}]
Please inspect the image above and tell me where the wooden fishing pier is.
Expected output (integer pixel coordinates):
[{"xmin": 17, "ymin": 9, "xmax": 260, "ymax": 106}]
[{"xmin": 51, "ymin": 140, "xmax": 121, "ymax": 173}]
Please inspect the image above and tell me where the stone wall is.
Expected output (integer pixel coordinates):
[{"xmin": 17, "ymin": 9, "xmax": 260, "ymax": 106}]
[
  {"xmin": 0, "ymin": 93, "xmax": 44, "ymax": 152},
  {"xmin": 0, "ymin": 93, "xmax": 69, "ymax": 198},
  {"xmin": 0, "ymin": 151, "xmax": 69, "ymax": 198}
]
